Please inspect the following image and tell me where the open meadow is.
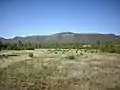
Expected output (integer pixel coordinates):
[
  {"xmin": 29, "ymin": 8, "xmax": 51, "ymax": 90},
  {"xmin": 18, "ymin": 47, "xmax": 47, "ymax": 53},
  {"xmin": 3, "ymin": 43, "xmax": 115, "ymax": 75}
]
[{"xmin": 0, "ymin": 49, "xmax": 120, "ymax": 90}]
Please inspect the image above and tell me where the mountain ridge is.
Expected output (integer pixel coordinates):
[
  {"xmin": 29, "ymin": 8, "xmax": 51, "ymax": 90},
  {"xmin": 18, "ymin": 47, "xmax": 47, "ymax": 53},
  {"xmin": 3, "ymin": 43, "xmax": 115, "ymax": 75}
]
[{"xmin": 0, "ymin": 32, "xmax": 120, "ymax": 44}]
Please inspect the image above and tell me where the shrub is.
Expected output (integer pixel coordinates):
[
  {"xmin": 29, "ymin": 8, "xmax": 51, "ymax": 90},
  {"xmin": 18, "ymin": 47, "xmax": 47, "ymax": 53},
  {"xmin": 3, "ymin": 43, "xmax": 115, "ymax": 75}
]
[
  {"xmin": 62, "ymin": 51, "xmax": 65, "ymax": 54},
  {"xmin": 29, "ymin": 53, "xmax": 33, "ymax": 58},
  {"xmin": 67, "ymin": 55, "xmax": 75, "ymax": 59},
  {"xmin": 116, "ymin": 48, "xmax": 120, "ymax": 54},
  {"xmin": 100, "ymin": 45, "xmax": 120, "ymax": 54},
  {"xmin": 95, "ymin": 50, "xmax": 98, "ymax": 53},
  {"xmin": 27, "ymin": 47, "xmax": 35, "ymax": 50},
  {"xmin": 0, "ymin": 54, "xmax": 2, "ymax": 58},
  {"xmin": 2, "ymin": 54, "xmax": 8, "ymax": 58},
  {"xmin": 107, "ymin": 48, "xmax": 115, "ymax": 53},
  {"xmin": 55, "ymin": 52, "xmax": 58, "ymax": 54},
  {"xmin": 0, "ymin": 54, "xmax": 8, "ymax": 58},
  {"xmin": 48, "ymin": 49, "xmax": 51, "ymax": 51},
  {"xmin": 85, "ymin": 55, "xmax": 88, "ymax": 58},
  {"xmin": 80, "ymin": 52, "xmax": 83, "ymax": 55},
  {"xmin": 76, "ymin": 49, "xmax": 79, "ymax": 53},
  {"xmin": 8, "ymin": 54, "xmax": 18, "ymax": 57},
  {"xmin": 85, "ymin": 49, "xmax": 87, "ymax": 52}
]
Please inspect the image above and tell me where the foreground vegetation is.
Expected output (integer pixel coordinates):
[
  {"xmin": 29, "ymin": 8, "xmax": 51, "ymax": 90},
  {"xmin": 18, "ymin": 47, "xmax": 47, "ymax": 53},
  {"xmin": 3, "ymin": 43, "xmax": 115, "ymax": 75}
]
[
  {"xmin": 0, "ymin": 40, "xmax": 120, "ymax": 90},
  {"xmin": 0, "ymin": 49, "xmax": 120, "ymax": 90}
]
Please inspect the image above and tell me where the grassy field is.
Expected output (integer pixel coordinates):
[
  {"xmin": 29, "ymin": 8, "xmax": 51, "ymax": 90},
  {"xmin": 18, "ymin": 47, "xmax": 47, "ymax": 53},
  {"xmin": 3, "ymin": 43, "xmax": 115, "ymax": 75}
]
[{"xmin": 0, "ymin": 49, "xmax": 120, "ymax": 90}]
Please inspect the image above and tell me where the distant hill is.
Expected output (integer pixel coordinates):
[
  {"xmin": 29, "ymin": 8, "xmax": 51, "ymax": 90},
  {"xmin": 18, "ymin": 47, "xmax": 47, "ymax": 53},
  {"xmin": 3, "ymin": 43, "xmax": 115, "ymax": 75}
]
[{"xmin": 0, "ymin": 32, "xmax": 120, "ymax": 44}]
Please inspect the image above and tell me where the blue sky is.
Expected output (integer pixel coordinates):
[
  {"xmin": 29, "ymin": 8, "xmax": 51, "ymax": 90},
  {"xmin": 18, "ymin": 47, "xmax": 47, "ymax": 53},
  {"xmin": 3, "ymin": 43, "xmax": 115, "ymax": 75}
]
[{"xmin": 0, "ymin": 0, "xmax": 120, "ymax": 38}]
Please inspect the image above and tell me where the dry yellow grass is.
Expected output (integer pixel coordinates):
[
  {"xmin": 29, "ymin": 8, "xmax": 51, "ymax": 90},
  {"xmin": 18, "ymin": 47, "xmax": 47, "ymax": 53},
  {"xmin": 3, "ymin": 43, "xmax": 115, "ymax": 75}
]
[{"xmin": 0, "ymin": 49, "xmax": 120, "ymax": 90}]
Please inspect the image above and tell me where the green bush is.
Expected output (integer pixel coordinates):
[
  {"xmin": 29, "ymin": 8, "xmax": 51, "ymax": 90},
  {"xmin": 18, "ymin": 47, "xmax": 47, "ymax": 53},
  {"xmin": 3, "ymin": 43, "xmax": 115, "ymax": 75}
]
[
  {"xmin": 85, "ymin": 55, "xmax": 88, "ymax": 58},
  {"xmin": 95, "ymin": 50, "xmax": 98, "ymax": 53},
  {"xmin": 27, "ymin": 47, "xmax": 35, "ymax": 50},
  {"xmin": 116, "ymin": 49, "xmax": 120, "ymax": 54},
  {"xmin": 2, "ymin": 54, "xmax": 8, "ymax": 58},
  {"xmin": 107, "ymin": 48, "xmax": 115, "ymax": 53},
  {"xmin": 100, "ymin": 45, "xmax": 120, "ymax": 54},
  {"xmin": 85, "ymin": 49, "xmax": 87, "ymax": 52},
  {"xmin": 76, "ymin": 49, "xmax": 79, "ymax": 53},
  {"xmin": 29, "ymin": 53, "xmax": 33, "ymax": 58},
  {"xmin": 67, "ymin": 55, "xmax": 75, "ymax": 59},
  {"xmin": 55, "ymin": 52, "xmax": 58, "ymax": 54},
  {"xmin": 80, "ymin": 52, "xmax": 83, "ymax": 55},
  {"xmin": 0, "ymin": 54, "xmax": 8, "ymax": 58},
  {"xmin": 0, "ymin": 54, "xmax": 2, "ymax": 58},
  {"xmin": 62, "ymin": 51, "xmax": 65, "ymax": 54}
]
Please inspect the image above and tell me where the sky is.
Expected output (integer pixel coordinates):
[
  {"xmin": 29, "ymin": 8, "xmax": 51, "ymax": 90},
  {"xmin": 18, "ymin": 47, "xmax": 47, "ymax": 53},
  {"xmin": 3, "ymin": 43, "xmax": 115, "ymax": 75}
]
[{"xmin": 0, "ymin": 0, "xmax": 120, "ymax": 38}]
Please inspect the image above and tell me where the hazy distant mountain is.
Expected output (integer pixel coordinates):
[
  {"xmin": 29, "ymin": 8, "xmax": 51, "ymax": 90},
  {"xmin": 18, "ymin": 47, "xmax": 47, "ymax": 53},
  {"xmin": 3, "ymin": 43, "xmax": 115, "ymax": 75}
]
[{"xmin": 0, "ymin": 32, "xmax": 120, "ymax": 44}]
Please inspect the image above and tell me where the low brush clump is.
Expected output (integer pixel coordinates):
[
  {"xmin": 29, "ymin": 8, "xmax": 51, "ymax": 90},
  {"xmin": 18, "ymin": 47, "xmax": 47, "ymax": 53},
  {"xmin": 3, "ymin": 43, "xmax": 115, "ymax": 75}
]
[
  {"xmin": 85, "ymin": 49, "xmax": 87, "ymax": 52},
  {"xmin": 80, "ymin": 52, "xmax": 83, "ymax": 55},
  {"xmin": 29, "ymin": 53, "xmax": 33, "ymax": 58},
  {"xmin": 0, "ymin": 54, "xmax": 18, "ymax": 59},
  {"xmin": 66, "ymin": 55, "xmax": 75, "ymax": 60},
  {"xmin": 97, "ymin": 44, "xmax": 120, "ymax": 54},
  {"xmin": 85, "ymin": 55, "xmax": 88, "ymax": 58},
  {"xmin": 0, "ymin": 54, "xmax": 8, "ymax": 58},
  {"xmin": 55, "ymin": 52, "xmax": 58, "ymax": 54}
]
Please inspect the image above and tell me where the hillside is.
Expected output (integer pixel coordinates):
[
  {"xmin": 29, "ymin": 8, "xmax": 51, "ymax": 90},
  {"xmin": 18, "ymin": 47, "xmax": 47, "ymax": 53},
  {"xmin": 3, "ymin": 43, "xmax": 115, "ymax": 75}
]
[{"xmin": 0, "ymin": 32, "xmax": 120, "ymax": 44}]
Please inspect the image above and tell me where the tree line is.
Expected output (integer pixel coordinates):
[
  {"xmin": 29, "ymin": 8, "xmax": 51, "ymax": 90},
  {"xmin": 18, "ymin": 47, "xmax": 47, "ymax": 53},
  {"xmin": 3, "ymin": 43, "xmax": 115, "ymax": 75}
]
[{"xmin": 0, "ymin": 40, "xmax": 120, "ymax": 54}]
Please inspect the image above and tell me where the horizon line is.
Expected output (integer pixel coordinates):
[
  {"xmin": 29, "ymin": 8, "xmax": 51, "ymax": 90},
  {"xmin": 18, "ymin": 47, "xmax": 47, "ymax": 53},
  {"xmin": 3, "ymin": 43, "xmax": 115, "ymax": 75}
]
[{"xmin": 0, "ymin": 32, "xmax": 120, "ymax": 39}]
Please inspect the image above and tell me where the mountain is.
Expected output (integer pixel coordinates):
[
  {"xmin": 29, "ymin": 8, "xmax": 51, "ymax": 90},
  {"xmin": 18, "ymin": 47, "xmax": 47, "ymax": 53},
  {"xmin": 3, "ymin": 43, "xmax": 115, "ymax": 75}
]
[{"xmin": 0, "ymin": 32, "xmax": 120, "ymax": 44}]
